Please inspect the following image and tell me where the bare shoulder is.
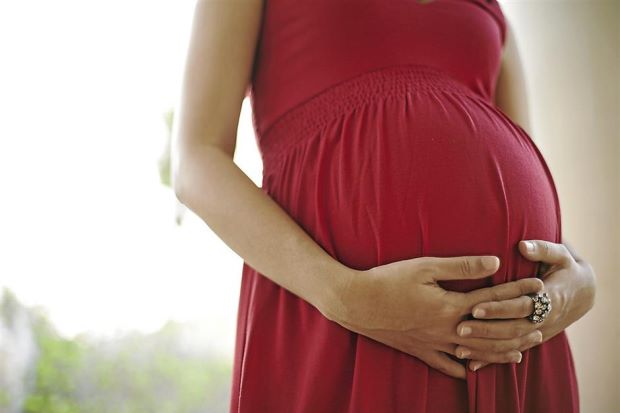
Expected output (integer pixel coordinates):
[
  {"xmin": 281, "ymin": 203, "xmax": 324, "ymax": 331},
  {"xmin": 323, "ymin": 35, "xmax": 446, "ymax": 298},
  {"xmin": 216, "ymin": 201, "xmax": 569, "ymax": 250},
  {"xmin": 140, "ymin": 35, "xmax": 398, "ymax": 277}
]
[{"xmin": 172, "ymin": 0, "xmax": 264, "ymax": 158}]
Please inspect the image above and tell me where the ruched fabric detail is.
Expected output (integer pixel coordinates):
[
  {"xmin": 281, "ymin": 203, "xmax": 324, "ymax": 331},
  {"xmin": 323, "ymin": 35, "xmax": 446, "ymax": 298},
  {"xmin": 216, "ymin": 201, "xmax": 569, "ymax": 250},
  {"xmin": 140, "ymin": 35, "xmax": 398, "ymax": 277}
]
[{"xmin": 259, "ymin": 64, "xmax": 478, "ymax": 168}]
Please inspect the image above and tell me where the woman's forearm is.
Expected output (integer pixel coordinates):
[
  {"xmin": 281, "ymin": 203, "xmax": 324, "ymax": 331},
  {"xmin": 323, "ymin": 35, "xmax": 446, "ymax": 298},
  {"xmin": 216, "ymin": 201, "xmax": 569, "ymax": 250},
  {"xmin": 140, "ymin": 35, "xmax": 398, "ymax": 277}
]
[
  {"xmin": 540, "ymin": 238, "xmax": 596, "ymax": 339},
  {"xmin": 559, "ymin": 237, "xmax": 596, "ymax": 314},
  {"xmin": 173, "ymin": 143, "xmax": 352, "ymax": 320}
]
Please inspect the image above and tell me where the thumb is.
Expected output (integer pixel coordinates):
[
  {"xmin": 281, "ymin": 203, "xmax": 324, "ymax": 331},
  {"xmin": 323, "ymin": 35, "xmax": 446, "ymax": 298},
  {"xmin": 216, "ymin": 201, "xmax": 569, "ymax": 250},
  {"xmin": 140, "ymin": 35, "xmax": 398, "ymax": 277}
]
[
  {"xmin": 519, "ymin": 240, "xmax": 572, "ymax": 266},
  {"xmin": 421, "ymin": 256, "xmax": 500, "ymax": 282}
]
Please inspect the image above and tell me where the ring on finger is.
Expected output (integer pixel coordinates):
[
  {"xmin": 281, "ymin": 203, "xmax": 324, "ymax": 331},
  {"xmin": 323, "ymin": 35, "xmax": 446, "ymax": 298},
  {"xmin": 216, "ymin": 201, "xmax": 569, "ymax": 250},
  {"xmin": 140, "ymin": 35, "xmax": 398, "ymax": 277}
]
[{"xmin": 526, "ymin": 291, "xmax": 551, "ymax": 323}]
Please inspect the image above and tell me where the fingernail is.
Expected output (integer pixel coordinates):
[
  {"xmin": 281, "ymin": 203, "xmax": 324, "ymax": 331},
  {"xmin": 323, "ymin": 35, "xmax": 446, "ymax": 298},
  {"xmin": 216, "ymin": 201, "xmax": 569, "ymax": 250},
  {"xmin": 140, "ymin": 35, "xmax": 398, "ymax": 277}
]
[
  {"xmin": 525, "ymin": 241, "xmax": 535, "ymax": 252},
  {"xmin": 470, "ymin": 361, "xmax": 481, "ymax": 371},
  {"xmin": 473, "ymin": 308, "xmax": 486, "ymax": 318},
  {"xmin": 512, "ymin": 353, "xmax": 522, "ymax": 363},
  {"xmin": 458, "ymin": 348, "xmax": 471, "ymax": 359},
  {"xmin": 459, "ymin": 326, "xmax": 472, "ymax": 336},
  {"xmin": 483, "ymin": 257, "xmax": 498, "ymax": 270},
  {"xmin": 534, "ymin": 331, "xmax": 543, "ymax": 343}
]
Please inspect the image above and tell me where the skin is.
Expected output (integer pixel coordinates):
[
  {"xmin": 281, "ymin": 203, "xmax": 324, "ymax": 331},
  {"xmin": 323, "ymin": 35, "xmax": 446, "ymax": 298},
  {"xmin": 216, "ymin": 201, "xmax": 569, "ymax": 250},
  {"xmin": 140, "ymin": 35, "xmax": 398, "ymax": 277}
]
[
  {"xmin": 457, "ymin": 239, "xmax": 597, "ymax": 372},
  {"xmin": 172, "ymin": 0, "xmax": 597, "ymax": 381},
  {"xmin": 329, "ymin": 256, "xmax": 544, "ymax": 379},
  {"xmin": 495, "ymin": 17, "xmax": 534, "ymax": 137},
  {"xmin": 456, "ymin": 17, "xmax": 598, "ymax": 372}
]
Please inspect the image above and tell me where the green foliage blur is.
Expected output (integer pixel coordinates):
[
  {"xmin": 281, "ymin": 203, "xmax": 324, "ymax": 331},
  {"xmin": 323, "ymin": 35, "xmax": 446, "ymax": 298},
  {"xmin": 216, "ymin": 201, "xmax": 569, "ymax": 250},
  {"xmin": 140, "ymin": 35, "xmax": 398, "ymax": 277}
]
[
  {"xmin": 2, "ymin": 289, "xmax": 232, "ymax": 413},
  {"xmin": 158, "ymin": 109, "xmax": 174, "ymax": 190},
  {"xmin": 1, "ymin": 109, "xmax": 235, "ymax": 413}
]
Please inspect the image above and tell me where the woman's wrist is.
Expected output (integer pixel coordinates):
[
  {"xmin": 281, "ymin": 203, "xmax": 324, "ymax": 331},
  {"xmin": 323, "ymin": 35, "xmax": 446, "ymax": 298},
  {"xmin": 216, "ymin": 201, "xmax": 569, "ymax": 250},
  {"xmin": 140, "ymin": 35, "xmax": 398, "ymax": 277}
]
[
  {"xmin": 318, "ymin": 263, "xmax": 360, "ymax": 324},
  {"xmin": 542, "ymin": 259, "xmax": 596, "ymax": 340},
  {"xmin": 570, "ymin": 261, "xmax": 597, "ymax": 317}
]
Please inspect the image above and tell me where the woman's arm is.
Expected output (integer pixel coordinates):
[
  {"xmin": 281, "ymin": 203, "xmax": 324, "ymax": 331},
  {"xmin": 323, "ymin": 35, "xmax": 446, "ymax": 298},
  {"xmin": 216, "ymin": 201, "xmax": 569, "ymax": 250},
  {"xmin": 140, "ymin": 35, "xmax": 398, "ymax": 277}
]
[
  {"xmin": 171, "ymin": 0, "xmax": 350, "ymax": 318},
  {"xmin": 494, "ymin": 16, "xmax": 533, "ymax": 139}
]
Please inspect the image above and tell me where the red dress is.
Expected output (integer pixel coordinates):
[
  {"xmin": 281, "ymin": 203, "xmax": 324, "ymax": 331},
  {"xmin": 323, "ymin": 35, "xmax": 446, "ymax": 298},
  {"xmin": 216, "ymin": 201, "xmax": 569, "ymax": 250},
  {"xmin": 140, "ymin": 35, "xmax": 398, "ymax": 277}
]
[{"xmin": 231, "ymin": 1, "xmax": 580, "ymax": 412}]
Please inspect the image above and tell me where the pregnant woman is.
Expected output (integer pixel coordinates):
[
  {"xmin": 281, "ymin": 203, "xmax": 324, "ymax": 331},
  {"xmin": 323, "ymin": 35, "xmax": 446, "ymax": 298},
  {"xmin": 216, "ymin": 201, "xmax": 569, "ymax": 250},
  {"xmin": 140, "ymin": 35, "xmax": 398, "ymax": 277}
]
[{"xmin": 172, "ymin": 0, "xmax": 597, "ymax": 412}]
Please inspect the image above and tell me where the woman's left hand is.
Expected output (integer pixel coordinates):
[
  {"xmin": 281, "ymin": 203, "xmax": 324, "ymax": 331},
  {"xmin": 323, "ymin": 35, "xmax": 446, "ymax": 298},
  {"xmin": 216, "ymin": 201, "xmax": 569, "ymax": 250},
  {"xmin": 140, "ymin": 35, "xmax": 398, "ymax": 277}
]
[{"xmin": 453, "ymin": 239, "xmax": 597, "ymax": 372}]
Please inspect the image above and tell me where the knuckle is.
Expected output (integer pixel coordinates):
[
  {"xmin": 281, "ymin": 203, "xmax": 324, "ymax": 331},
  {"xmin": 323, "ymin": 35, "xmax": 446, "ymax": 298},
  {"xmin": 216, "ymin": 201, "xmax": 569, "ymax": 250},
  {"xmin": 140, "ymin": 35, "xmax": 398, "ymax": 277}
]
[
  {"xmin": 489, "ymin": 288, "xmax": 502, "ymax": 302},
  {"xmin": 533, "ymin": 277, "xmax": 545, "ymax": 291},
  {"xmin": 440, "ymin": 293, "xmax": 463, "ymax": 317},
  {"xmin": 417, "ymin": 257, "xmax": 436, "ymax": 273},
  {"xmin": 505, "ymin": 283, "xmax": 519, "ymax": 299},
  {"xmin": 485, "ymin": 302, "xmax": 498, "ymax": 316},
  {"xmin": 490, "ymin": 341, "xmax": 505, "ymax": 352},
  {"xmin": 519, "ymin": 278, "xmax": 538, "ymax": 295},
  {"xmin": 440, "ymin": 302, "xmax": 458, "ymax": 319},
  {"xmin": 515, "ymin": 279, "xmax": 530, "ymax": 296},
  {"xmin": 519, "ymin": 322, "xmax": 533, "ymax": 337},
  {"xmin": 560, "ymin": 244, "xmax": 574, "ymax": 265},
  {"xmin": 521, "ymin": 298, "xmax": 533, "ymax": 317},
  {"xmin": 506, "ymin": 338, "xmax": 521, "ymax": 352},
  {"xmin": 417, "ymin": 265, "xmax": 436, "ymax": 280},
  {"xmin": 513, "ymin": 325, "xmax": 525, "ymax": 337},
  {"xmin": 460, "ymin": 258, "xmax": 473, "ymax": 276},
  {"xmin": 509, "ymin": 337, "xmax": 522, "ymax": 351},
  {"xmin": 454, "ymin": 301, "xmax": 471, "ymax": 319},
  {"xmin": 479, "ymin": 323, "xmax": 490, "ymax": 337},
  {"xmin": 541, "ymin": 241, "xmax": 551, "ymax": 257}
]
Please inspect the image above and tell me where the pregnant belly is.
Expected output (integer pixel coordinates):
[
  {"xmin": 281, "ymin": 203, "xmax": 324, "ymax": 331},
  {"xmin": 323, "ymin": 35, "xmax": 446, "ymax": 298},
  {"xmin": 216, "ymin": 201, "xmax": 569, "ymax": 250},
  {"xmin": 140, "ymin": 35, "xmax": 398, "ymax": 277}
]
[{"xmin": 260, "ymin": 65, "xmax": 561, "ymax": 292}]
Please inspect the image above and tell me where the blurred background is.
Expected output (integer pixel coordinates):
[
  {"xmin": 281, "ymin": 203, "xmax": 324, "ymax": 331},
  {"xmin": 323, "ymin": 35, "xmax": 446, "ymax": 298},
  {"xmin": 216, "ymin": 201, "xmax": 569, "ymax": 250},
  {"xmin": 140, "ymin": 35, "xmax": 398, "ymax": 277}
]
[{"xmin": 0, "ymin": 1, "xmax": 617, "ymax": 412}]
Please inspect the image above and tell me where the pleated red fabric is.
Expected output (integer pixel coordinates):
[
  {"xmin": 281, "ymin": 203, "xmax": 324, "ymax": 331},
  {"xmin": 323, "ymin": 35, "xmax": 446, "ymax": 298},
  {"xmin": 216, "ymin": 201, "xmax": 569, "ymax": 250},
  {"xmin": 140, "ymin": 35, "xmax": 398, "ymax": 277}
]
[{"xmin": 230, "ymin": 1, "xmax": 580, "ymax": 412}]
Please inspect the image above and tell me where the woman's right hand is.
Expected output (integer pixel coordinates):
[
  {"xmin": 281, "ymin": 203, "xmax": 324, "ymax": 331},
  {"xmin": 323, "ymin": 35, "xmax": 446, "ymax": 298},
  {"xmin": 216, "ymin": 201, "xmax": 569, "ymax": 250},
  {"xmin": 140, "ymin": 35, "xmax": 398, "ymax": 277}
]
[{"xmin": 326, "ymin": 255, "xmax": 544, "ymax": 380}]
